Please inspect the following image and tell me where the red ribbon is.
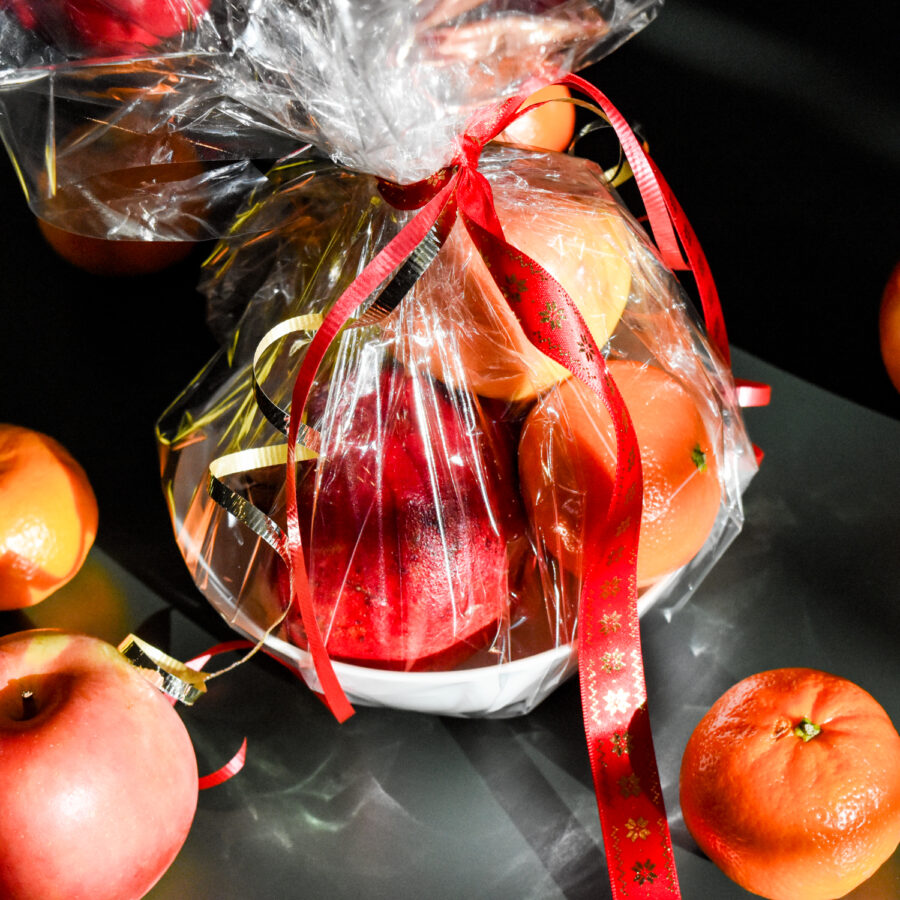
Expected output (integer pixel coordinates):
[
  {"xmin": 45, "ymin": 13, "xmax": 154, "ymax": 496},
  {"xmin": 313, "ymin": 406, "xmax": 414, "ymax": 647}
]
[
  {"xmin": 181, "ymin": 640, "xmax": 255, "ymax": 790},
  {"xmin": 181, "ymin": 638, "xmax": 346, "ymax": 789},
  {"xmin": 197, "ymin": 737, "xmax": 248, "ymax": 791},
  {"xmin": 273, "ymin": 76, "xmax": 771, "ymax": 898}
]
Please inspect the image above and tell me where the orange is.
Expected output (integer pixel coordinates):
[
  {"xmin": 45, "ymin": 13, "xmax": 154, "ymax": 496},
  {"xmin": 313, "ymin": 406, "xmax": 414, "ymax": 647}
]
[
  {"xmin": 518, "ymin": 359, "xmax": 721, "ymax": 586},
  {"xmin": 35, "ymin": 121, "xmax": 205, "ymax": 276},
  {"xmin": 37, "ymin": 220, "xmax": 197, "ymax": 277},
  {"xmin": 0, "ymin": 425, "xmax": 98, "ymax": 609},
  {"xmin": 498, "ymin": 84, "xmax": 576, "ymax": 153},
  {"xmin": 406, "ymin": 190, "xmax": 632, "ymax": 403},
  {"xmin": 680, "ymin": 668, "xmax": 900, "ymax": 900},
  {"xmin": 879, "ymin": 260, "xmax": 900, "ymax": 393}
]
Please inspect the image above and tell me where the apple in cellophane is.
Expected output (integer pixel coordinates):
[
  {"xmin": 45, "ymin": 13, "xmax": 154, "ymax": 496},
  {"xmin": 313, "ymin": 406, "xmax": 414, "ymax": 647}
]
[{"xmin": 1, "ymin": 0, "xmax": 211, "ymax": 58}]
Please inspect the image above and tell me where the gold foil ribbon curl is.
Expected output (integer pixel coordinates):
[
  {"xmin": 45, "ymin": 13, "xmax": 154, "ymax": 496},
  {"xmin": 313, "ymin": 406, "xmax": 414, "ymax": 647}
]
[
  {"xmin": 118, "ymin": 634, "xmax": 210, "ymax": 705},
  {"xmin": 131, "ymin": 178, "xmax": 452, "ymax": 702}
]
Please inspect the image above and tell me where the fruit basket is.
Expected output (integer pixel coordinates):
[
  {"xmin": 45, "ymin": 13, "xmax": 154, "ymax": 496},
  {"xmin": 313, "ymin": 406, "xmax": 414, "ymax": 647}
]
[
  {"xmin": 157, "ymin": 144, "xmax": 758, "ymax": 718},
  {"xmin": 1, "ymin": 5, "xmax": 763, "ymax": 895}
]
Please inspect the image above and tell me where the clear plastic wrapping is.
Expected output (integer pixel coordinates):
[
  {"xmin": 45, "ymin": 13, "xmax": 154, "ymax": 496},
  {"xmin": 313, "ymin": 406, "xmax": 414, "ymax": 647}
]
[
  {"xmin": 0, "ymin": 0, "xmax": 661, "ymax": 239},
  {"xmin": 157, "ymin": 144, "xmax": 757, "ymax": 716},
  {"xmin": 1, "ymin": 0, "xmax": 759, "ymax": 717}
]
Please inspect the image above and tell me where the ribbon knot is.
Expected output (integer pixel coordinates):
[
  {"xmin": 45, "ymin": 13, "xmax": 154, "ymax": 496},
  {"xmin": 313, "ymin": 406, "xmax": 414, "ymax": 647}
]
[{"xmin": 454, "ymin": 131, "xmax": 485, "ymax": 172}]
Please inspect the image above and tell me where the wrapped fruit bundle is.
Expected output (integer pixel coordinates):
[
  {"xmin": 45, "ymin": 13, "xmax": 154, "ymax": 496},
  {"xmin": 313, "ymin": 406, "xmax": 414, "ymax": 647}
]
[
  {"xmin": 1, "ymin": 2, "xmax": 763, "ymax": 896},
  {"xmin": 158, "ymin": 140, "xmax": 756, "ymax": 711}
]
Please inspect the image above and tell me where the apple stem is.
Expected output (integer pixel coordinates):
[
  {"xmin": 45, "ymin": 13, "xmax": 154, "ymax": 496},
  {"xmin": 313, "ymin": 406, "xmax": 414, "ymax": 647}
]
[{"xmin": 19, "ymin": 689, "xmax": 37, "ymax": 721}]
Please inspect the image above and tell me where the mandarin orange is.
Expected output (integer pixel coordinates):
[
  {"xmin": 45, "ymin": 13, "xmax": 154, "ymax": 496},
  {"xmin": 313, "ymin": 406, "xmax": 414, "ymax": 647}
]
[
  {"xmin": 499, "ymin": 84, "xmax": 576, "ymax": 153},
  {"xmin": 517, "ymin": 359, "xmax": 721, "ymax": 586},
  {"xmin": 680, "ymin": 668, "xmax": 900, "ymax": 900},
  {"xmin": 0, "ymin": 424, "xmax": 98, "ymax": 609}
]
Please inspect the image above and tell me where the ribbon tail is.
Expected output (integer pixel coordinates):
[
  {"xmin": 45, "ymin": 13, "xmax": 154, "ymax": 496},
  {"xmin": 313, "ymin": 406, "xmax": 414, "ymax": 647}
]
[
  {"xmin": 198, "ymin": 737, "xmax": 248, "ymax": 790},
  {"xmin": 561, "ymin": 73, "xmax": 687, "ymax": 274},
  {"xmin": 459, "ymin": 210, "xmax": 681, "ymax": 898},
  {"xmin": 643, "ymin": 154, "xmax": 731, "ymax": 366}
]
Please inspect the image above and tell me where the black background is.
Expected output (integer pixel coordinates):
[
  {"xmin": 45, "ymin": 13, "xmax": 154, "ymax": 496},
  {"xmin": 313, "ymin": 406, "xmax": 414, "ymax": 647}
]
[
  {"xmin": 1, "ymin": 0, "xmax": 898, "ymax": 586},
  {"xmin": 589, "ymin": 0, "xmax": 900, "ymax": 420}
]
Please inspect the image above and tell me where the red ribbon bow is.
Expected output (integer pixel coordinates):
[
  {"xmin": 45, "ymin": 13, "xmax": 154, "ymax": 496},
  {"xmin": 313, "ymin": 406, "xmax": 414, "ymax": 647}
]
[{"xmin": 276, "ymin": 73, "xmax": 759, "ymax": 899}]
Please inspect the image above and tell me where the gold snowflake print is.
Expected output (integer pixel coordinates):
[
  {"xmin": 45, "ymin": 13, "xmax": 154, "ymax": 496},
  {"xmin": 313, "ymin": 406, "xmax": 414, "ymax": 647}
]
[
  {"xmin": 600, "ymin": 649, "xmax": 625, "ymax": 673},
  {"xmin": 576, "ymin": 333, "xmax": 596, "ymax": 361},
  {"xmin": 600, "ymin": 576, "xmax": 621, "ymax": 598},
  {"xmin": 606, "ymin": 544, "xmax": 624, "ymax": 566},
  {"xmin": 625, "ymin": 817, "xmax": 650, "ymax": 842},
  {"xmin": 503, "ymin": 274, "xmax": 527, "ymax": 305},
  {"xmin": 599, "ymin": 611, "xmax": 622, "ymax": 634},
  {"xmin": 611, "ymin": 731, "xmax": 632, "ymax": 757},
  {"xmin": 632, "ymin": 860, "xmax": 657, "ymax": 885},
  {"xmin": 618, "ymin": 773, "xmax": 642, "ymax": 798},
  {"xmin": 538, "ymin": 299, "xmax": 563, "ymax": 330}
]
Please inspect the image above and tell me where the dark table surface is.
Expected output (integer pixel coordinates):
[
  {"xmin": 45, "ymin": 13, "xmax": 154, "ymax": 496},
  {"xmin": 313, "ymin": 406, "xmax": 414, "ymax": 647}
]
[
  {"xmin": 1, "ymin": 2, "xmax": 899, "ymax": 897},
  {"xmin": 2, "ymin": 348, "xmax": 898, "ymax": 900}
]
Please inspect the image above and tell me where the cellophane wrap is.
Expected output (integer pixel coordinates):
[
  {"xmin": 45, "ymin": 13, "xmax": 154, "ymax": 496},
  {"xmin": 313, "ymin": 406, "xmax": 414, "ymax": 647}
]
[
  {"xmin": 158, "ymin": 143, "xmax": 757, "ymax": 717},
  {"xmin": 0, "ymin": 0, "xmax": 661, "ymax": 238},
  {"xmin": 1, "ymin": 0, "xmax": 759, "ymax": 717}
]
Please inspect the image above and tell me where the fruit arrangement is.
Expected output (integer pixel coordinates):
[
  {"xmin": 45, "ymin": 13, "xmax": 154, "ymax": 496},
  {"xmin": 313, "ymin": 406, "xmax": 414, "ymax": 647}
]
[
  {"xmin": 2, "ymin": 3, "xmax": 898, "ymax": 897},
  {"xmin": 158, "ymin": 140, "xmax": 755, "ymax": 698},
  {"xmin": 27, "ymin": 3, "xmax": 900, "ymax": 897}
]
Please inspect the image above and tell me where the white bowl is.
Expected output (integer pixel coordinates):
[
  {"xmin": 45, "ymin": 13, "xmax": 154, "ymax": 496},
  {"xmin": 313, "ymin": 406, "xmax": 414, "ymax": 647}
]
[{"xmin": 231, "ymin": 573, "xmax": 676, "ymax": 718}]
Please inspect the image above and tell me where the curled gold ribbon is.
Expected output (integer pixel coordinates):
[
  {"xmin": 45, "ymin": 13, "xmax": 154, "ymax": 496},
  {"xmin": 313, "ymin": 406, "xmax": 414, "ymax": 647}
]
[
  {"xmin": 206, "ymin": 314, "xmax": 322, "ymax": 557},
  {"xmin": 118, "ymin": 634, "xmax": 210, "ymax": 705},
  {"xmin": 205, "ymin": 218, "xmax": 451, "ymax": 558}
]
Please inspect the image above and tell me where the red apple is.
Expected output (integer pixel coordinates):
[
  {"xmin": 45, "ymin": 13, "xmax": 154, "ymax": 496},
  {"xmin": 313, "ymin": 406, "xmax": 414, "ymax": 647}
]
[
  {"xmin": 0, "ymin": 629, "xmax": 198, "ymax": 900},
  {"xmin": 284, "ymin": 367, "xmax": 526, "ymax": 670},
  {"xmin": 1, "ymin": 0, "xmax": 210, "ymax": 57},
  {"xmin": 879, "ymin": 260, "xmax": 900, "ymax": 394}
]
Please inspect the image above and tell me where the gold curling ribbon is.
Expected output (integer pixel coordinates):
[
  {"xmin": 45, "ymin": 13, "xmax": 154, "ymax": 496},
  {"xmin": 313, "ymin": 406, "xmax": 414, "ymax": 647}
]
[
  {"xmin": 206, "ymin": 313, "xmax": 323, "ymax": 558},
  {"xmin": 558, "ymin": 98, "xmax": 647, "ymax": 188},
  {"xmin": 118, "ymin": 634, "xmax": 210, "ymax": 705},
  {"xmin": 125, "ymin": 317, "xmax": 326, "ymax": 707},
  {"xmin": 145, "ymin": 216, "xmax": 450, "ymax": 704}
]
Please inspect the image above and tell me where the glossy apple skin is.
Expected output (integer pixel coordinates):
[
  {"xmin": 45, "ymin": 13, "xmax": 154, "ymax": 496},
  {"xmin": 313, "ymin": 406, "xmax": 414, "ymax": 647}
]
[
  {"xmin": 0, "ymin": 630, "xmax": 198, "ymax": 900},
  {"xmin": 2, "ymin": 0, "xmax": 211, "ymax": 56}
]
